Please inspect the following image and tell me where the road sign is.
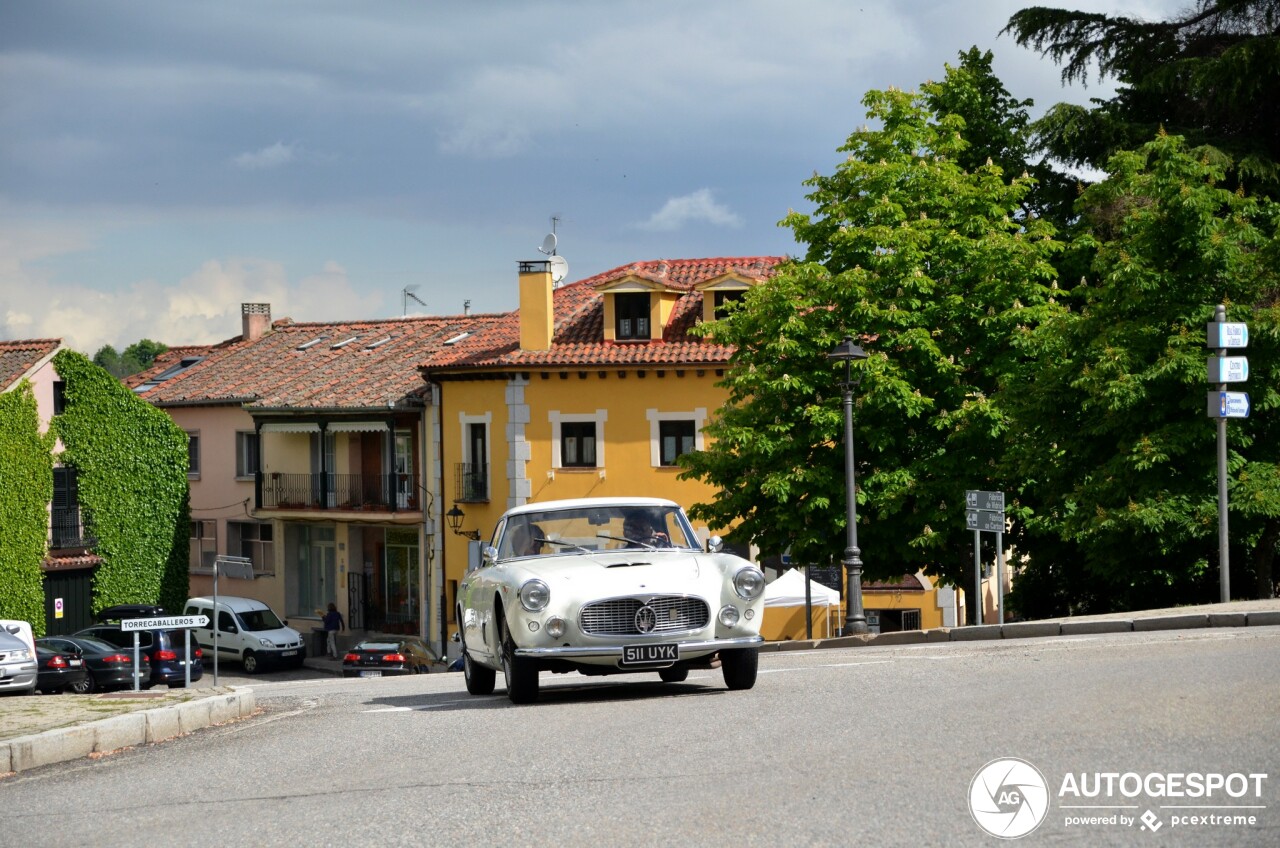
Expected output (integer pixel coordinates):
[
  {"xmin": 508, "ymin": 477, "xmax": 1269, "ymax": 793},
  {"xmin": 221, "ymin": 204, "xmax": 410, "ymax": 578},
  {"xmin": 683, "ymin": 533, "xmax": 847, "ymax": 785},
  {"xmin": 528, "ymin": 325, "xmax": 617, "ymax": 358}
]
[
  {"xmin": 1207, "ymin": 355, "xmax": 1248, "ymax": 383},
  {"xmin": 1208, "ymin": 391, "xmax": 1251, "ymax": 419},
  {"xmin": 965, "ymin": 490, "xmax": 1004, "ymax": 512},
  {"xmin": 120, "ymin": 615, "xmax": 208, "ymax": 632},
  {"xmin": 966, "ymin": 509, "xmax": 1005, "ymax": 533},
  {"xmin": 1207, "ymin": 322, "xmax": 1248, "ymax": 349}
]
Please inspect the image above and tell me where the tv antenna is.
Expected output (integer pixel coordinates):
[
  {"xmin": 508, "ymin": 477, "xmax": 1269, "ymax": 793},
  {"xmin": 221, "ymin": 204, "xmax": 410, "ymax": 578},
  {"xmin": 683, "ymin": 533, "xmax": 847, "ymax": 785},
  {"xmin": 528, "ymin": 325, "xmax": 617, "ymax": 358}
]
[
  {"xmin": 538, "ymin": 216, "xmax": 568, "ymax": 285},
  {"xmin": 402, "ymin": 284, "xmax": 427, "ymax": 316}
]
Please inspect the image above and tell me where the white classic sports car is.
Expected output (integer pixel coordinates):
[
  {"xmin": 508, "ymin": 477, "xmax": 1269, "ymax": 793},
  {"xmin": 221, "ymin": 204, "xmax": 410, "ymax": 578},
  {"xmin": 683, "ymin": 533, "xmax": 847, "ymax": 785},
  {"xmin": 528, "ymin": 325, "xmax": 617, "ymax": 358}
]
[{"xmin": 457, "ymin": 497, "xmax": 766, "ymax": 703}]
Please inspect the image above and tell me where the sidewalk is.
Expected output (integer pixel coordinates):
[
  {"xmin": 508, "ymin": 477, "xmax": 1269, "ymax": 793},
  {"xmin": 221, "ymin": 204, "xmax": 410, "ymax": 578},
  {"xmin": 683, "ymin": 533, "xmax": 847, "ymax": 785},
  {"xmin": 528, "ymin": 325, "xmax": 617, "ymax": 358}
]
[{"xmin": 4, "ymin": 599, "xmax": 1279, "ymax": 777}]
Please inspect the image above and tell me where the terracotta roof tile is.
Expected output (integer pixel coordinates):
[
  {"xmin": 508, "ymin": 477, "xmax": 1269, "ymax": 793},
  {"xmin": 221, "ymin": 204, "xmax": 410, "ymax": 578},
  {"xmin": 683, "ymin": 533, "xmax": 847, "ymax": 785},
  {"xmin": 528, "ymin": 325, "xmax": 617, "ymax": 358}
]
[
  {"xmin": 420, "ymin": 256, "xmax": 785, "ymax": 372},
  {"xmin": 129, "ymin": 315, "xmax": 506, "ymax": 409},
  {"xmin": 0, "ymin": 339, "xmax": 61, "ymax": 389}
]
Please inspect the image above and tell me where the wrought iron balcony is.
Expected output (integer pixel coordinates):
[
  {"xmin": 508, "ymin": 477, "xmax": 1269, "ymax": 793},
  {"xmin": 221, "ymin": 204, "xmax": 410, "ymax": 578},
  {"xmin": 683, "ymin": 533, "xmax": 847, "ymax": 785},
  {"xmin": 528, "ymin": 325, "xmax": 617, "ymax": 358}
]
[
  {"xmin": 50, "ymin": 508, "xmax": 96, "ymax": 550},
  {"xmin": 454, "ymin": 462, "xmax": 488, "ymax": 502},
  {"xmin": 258, "ymin": 471, "xmax": 420, "ymax": 512}
]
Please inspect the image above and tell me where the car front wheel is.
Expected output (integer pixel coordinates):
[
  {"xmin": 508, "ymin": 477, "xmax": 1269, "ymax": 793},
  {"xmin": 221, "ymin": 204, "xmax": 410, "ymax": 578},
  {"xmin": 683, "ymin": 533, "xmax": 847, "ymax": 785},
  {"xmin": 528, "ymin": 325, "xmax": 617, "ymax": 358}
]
[
  {"xmin": 659, "ymin": 667, "xmax": 689, "ymax": 683},
  {"xmin": 720, "ymin": 647, "xmax": 758, "ymax": 691},
  {"xmin": 242, "ymin": 651, "xmax": 259, "ymax": 674},
  {"xmin": 461, "ymin": 621, "xmax": 496, "ymax": 696},
  {"xmin": 501, "ymin": 627, "xmax": 539, "ymax": 705}
]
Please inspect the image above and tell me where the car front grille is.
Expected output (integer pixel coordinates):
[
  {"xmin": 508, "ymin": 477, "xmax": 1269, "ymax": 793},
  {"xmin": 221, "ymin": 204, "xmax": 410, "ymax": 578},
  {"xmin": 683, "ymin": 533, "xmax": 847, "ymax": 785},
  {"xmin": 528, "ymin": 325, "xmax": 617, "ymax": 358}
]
[{"xmin": 579, "ymin": 596, "xmax": 710, "ymax": 636}]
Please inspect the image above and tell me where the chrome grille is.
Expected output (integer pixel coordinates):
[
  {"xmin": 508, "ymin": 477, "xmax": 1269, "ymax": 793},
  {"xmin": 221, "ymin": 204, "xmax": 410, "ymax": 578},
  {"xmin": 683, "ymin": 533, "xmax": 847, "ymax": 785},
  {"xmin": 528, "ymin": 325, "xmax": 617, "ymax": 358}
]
[{"xmin": 579, "ymin": 596, "xmax": 709, "ymax": 636}]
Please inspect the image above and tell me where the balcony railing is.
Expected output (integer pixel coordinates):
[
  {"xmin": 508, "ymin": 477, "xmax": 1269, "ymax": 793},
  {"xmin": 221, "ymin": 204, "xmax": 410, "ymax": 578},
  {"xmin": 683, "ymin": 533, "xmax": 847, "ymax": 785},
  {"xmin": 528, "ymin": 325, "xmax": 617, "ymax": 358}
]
[
  {"xmin": 50, "ymin": 509, "xmax": 95, "ymax": 550},
  {"xmin": 258, "ymin": 472, "xmax": 420, "ymax": 512},
  {"xmin": 454, "ymin": 462, "xmax": 489, "ymax": 502}
]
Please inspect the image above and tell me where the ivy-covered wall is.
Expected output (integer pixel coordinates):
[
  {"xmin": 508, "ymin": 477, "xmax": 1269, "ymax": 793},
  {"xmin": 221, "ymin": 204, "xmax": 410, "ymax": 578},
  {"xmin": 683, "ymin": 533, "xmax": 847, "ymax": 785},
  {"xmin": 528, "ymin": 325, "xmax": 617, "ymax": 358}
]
[
  {"xmin": 0, "ymin": 381, "xmax": 56, "ymax": 632},
  {"xmin": 52, "ymin": 350, "xmax": 192, "ymax": 615}
]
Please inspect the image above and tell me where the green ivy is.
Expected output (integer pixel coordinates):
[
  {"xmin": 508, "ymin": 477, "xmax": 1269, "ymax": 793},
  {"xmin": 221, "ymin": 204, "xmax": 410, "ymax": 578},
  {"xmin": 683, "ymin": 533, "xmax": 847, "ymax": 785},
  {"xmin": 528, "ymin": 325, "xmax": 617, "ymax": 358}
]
[
  {"xmin": 0, "ymin": 382, "xmax": 56, "ymax": 633},
  {"xmin": 52, "ymin": 350, "xmax": 191, "ymax": 615}
]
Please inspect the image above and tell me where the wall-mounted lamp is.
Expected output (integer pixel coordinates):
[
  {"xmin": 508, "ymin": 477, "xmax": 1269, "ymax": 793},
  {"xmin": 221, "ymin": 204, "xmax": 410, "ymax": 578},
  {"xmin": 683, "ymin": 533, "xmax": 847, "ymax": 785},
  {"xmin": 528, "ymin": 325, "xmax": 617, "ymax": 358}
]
[{"xmin": 446, "ymin": 505, "xmax": 481, "ymax": 540}]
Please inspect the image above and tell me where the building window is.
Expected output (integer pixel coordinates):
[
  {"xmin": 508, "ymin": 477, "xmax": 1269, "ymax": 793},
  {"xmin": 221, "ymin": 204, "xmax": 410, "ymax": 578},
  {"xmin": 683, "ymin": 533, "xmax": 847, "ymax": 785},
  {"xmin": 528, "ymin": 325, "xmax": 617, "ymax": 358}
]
[
  {"xmin": 550, "ymin": 409, "xmax": 607, "ymax": 469},
  {"xmin": 615, "ymin": 292, "xmax": 650, "ymax": 340},
  {"xmin": 658, "ymin": 420, "xmax": 696, "ymax": 466},
  {"xmin": 235, "ymin": 431, "xmax": 260, "ymax": 479},
  {"xmin": 560, "ymin": 421, "xmax": 597, "ymax": 467},
  {"xmin": 190, "ymin": 519, "xmax": 217, "ymax": 571},
  {"xmin": 713, "ymin": 289, "xmax": 746, "ymax": 320},
  {"xmin": 51, "ymin": 466, "xmax": 88, "ymax": 548},
  {"xmin": 228, "ymin": 520, "xmax": 274, "ymax": 576},
  {"xmin": 458, "ymin": 415, "xmax": 490, "ymax": 501},
  {"xmin": 187, "ymin": 431, "xmax": 201, "ymax": 477},
  {"xmin": 53, "ymin": 381, "xmax": 67, "ymax": 415},
  {"xmin": 647, "ymin": 408, "xmax": 707, "ymax": 468}
]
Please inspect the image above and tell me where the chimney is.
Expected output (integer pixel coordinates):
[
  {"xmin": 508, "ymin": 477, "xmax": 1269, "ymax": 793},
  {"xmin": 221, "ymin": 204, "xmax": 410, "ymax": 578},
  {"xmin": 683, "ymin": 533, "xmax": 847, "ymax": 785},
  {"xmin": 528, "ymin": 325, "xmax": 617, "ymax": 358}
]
[
  {"xmin": 242, "ymin": 303, "xmax": 271, "ymax": 341},
  {"xmin": 518, "ymin": 261, "xmax": 553, "ymax": 351}
]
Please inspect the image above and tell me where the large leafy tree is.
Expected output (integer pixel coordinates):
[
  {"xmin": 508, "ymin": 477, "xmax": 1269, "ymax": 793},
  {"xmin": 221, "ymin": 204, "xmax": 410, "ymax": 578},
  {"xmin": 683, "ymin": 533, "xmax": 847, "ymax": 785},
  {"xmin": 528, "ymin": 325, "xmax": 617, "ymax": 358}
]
[
  {"xmin": 92, "ymin": 339, "xmax": 168, "ymax": 378},
  {"xmin": 1003, "ymin": 132, "xmax": 1280, "ymax": 613},
  {"xmin": 681, "ymin": 76, "xmax": 1061, "ymax": 591},
  {"xmin": 1005, "ymin": 1, "xmax": 1280, "ymax": 193}
]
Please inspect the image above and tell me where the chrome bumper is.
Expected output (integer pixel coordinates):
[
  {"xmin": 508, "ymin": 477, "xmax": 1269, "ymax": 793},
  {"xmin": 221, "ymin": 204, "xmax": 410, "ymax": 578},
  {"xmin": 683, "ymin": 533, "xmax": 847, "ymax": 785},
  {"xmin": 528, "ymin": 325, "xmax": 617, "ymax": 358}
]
[{"xmin": 515, "ymin": 634, "xmax": 763, "ymax": 660}]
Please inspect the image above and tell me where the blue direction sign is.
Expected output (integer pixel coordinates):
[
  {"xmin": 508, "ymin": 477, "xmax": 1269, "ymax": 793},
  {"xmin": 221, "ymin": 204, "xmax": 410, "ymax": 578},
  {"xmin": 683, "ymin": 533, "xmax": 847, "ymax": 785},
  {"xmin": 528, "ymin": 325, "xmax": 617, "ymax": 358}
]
[
  {"xmin": 1207, "ymin": 322, "xmax": 1248, "ymax": 349},
  {"xmin": 1208, "ymin": 391, "xmax": 1251, "ymax": 419},
  {"xmin": 1207, "ymin": 355, "xmax": 1249, "ymax": 383}
]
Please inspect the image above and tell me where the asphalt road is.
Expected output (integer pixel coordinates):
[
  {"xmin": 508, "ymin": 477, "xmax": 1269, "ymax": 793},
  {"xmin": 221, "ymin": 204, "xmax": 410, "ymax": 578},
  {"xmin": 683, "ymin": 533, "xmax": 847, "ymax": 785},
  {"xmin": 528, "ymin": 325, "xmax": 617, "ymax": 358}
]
[{"xmin": 2, "ymin": 627, "xmax": 1278, "ymax": 847}]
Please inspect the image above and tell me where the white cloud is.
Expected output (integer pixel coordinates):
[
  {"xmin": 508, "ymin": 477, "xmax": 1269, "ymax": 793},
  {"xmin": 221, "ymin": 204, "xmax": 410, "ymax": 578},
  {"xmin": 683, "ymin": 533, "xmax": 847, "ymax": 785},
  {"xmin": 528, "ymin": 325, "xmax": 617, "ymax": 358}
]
[
  {"xmin": 233, "ymin": 141, "xmax": 296, "ymax": 170},
  {"xmin": 638, "ymin": 189, "xmax": 743, "ymax": 232}
]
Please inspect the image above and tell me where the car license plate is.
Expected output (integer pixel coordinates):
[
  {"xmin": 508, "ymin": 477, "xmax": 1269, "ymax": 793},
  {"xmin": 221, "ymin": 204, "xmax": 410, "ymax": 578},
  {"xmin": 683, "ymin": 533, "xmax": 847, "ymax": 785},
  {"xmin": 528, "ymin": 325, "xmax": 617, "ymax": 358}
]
[
  {"xmin": 621, "ymin": 644, "xmax": 677, "ymax": 666},
  {"xmin": 281, "ymin": 650, "xmax": 297, "ymax": 657},
  {"xmin": 359, "ymin": 670, "xmax": 382, "ymax": 678},
  {"xmin": 69, "ymin": 659, "xmax": 82, "ymax": 667}
]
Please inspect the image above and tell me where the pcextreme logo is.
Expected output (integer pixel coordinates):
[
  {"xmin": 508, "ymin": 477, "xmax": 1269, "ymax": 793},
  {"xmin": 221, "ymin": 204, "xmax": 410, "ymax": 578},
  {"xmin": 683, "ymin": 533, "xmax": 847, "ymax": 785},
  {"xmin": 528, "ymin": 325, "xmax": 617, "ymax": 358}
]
[
  {"xmin": 969, "ymin": 759, "xmax": 1270, "ymax": 839},
  {"xmin": 968, "ymin": 758, "xmax": 1051, "ymax": 839}
]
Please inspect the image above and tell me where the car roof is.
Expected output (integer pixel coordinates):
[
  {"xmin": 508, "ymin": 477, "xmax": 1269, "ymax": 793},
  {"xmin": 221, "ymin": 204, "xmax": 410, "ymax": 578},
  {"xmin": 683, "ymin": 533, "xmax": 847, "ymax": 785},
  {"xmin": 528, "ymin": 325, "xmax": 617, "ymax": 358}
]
[
  {"xmin": 501, "ymin": 496, "xmax": 679, "ymax": 519},
  {"xmin": 186, "ymin": 596, "xmax": 269, "ymax": 611},
  {"xmin": 96, "ymin": 604, "xmax": 165, "ymax": 621}
]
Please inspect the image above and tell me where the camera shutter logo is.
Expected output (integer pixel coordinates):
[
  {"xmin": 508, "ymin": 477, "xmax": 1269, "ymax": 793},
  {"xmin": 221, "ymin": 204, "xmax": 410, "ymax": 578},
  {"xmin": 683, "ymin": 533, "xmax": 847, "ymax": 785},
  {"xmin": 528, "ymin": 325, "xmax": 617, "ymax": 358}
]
[{"xmin": 969, "ymin": 758, "xmax": 1050, "ymax": 839}]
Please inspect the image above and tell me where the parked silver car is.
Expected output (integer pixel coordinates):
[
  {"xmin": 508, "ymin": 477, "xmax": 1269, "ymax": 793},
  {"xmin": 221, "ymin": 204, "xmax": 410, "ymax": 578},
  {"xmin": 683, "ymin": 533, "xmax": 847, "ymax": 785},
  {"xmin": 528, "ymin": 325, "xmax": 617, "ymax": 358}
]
[{"xmin": 0, "ymin": 625, "xmax": 38, "ymax": 696}]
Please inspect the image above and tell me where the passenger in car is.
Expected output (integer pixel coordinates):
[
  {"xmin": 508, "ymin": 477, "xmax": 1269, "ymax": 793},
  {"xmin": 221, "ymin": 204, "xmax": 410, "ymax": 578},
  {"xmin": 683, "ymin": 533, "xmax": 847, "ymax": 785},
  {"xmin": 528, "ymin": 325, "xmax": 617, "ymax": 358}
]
[
  {"xmin": 622, "ymin": 510, "xmax": 670, "ymax": 547},
  {"xmin": 509, "ymin": 523, "xmax": 545, "ymax": 557}
]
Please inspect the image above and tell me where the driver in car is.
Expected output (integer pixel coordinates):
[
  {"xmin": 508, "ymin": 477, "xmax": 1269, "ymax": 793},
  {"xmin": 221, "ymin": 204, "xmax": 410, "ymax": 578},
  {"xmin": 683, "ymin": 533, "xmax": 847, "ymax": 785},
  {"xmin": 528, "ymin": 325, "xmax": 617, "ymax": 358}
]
[{"xmin": 622, "ymin": 510, "xmax": 670, "ymax": 548}]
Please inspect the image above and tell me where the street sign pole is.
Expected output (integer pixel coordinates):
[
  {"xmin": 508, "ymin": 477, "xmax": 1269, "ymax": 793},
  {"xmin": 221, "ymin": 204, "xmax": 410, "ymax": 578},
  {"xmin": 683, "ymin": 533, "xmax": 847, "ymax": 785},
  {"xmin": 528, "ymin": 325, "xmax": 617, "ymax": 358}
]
[
  {"xmin": 996, "ymin": 530, "xmax": 1005, "ymax": 625},
  {"xmin": 973, "ymin": 530, "xmax": 981, "ymax": 626}
]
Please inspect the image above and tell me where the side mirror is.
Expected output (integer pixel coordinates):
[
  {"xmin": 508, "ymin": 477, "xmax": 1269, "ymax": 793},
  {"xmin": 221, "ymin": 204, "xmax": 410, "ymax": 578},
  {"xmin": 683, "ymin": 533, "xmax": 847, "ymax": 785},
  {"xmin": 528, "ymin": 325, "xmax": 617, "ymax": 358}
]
[
  {"xmin": 706, "ymin": 535, "xmax": 723, "ymax": 553},
  {"xmin": 482, "ymin": 545, "xmax": 499, "ymax": 565}
]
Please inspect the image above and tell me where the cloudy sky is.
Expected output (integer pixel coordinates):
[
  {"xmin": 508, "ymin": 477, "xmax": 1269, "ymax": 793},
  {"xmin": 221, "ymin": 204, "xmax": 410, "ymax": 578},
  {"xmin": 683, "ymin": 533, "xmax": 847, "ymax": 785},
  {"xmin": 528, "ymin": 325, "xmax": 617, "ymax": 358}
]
[{"xmin": 1, "ymin": 0, "xmax": 1178, "ymax": 354}]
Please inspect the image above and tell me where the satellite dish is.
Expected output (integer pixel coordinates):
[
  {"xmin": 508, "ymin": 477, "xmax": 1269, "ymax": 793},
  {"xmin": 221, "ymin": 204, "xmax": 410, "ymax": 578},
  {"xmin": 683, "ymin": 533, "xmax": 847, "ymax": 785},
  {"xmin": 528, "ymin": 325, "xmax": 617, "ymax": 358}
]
[
  {"xmin": 549, "ymin": 255, "xmax": 569, "ymax": 285},
  {"xmin": 538, "ymin": 233, "xmax": 557, "ymax": 256}
]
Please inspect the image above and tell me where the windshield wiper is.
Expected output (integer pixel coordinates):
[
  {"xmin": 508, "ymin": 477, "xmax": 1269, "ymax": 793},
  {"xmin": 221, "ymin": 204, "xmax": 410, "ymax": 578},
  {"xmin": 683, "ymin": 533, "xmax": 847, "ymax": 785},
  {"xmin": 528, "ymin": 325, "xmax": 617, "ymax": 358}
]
[{"xmin": 540, "ymin": 537, "xmax": 592, "ymax": 553}]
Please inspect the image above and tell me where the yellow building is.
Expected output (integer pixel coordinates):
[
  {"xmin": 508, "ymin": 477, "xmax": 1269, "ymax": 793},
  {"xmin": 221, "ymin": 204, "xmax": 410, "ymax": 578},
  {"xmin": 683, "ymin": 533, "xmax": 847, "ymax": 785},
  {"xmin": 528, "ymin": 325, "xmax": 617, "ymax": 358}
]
[{"xmin": 420, "ymin": 256, "xmax": 785, "ymax": 644}]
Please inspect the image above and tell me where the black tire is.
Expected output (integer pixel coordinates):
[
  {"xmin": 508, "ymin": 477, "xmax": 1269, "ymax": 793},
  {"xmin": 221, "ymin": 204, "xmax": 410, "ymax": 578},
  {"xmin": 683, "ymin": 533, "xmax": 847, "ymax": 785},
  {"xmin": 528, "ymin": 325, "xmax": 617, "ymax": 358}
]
[
  {"xmin": 463, "ymin": 650, "xmax": 495, "ymax": 695},
  {"xmin": 242, "ymin": 650, "xmax": 259, "ymax": 674},
  {"xmin": 720, "ymin": 647, "xmax": 759, "ymax": 691},
  {"xmin": 659, "ymin": 667, "xmax": 689, "ymax": 683},
  {"xmin": 501, "ymin": 623, "xmax": 539, "ymax": 705},
  {"xmin": 70, "ymin": 674, "xmax": 95, "ymax": 695}
]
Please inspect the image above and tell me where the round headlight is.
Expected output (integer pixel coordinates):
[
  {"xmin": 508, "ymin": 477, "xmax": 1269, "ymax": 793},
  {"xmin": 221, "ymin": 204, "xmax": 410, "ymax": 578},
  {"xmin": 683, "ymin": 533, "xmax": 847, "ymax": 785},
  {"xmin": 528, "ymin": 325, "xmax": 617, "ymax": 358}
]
[
  {"xmin": 718, "ymin": 605, "xmax": 741, "ymax": 627},
  {"xmin": 733, "ymin": 566, "xmax": 765, "ymax": 601},
  {"xmin": 518, "ymin": 579, "xmax": 550, "ymax": 612},
  {"xmin": 545, "ymin": 617, "xmax": 566, "ymax": 639}
]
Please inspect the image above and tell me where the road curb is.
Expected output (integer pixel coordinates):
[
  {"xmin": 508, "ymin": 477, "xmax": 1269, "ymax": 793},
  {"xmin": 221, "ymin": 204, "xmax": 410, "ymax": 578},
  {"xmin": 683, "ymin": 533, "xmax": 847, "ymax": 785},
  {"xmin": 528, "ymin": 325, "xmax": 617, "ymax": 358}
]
[{"xmin": 1, "ymin": 687, "xmax": 255, "ymax": 776}]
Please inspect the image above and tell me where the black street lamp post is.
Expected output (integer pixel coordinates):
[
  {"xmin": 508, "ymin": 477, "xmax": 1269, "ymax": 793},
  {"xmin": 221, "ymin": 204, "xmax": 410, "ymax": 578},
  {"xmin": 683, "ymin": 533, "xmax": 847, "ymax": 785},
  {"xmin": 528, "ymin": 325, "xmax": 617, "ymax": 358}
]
[{"xmin": 829, "ymin": 336, "xmax": 869, "ymax": 636}]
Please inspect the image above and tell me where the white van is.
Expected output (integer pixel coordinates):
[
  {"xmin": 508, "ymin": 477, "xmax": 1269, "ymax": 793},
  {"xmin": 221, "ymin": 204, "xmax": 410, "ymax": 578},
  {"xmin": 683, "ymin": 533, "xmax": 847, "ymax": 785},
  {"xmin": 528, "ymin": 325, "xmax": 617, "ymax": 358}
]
[{"xmin": 183, "ymin": 596, "xmax": 306, "ymax": 674}]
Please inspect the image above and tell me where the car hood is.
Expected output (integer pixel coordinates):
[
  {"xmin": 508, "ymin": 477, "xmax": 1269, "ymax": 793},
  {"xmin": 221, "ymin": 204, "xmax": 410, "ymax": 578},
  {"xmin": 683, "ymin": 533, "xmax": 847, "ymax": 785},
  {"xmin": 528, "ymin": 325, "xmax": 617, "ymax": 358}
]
[{"xmin": 513, "ymin": 550, "xmax": 721, "ymax": 595}]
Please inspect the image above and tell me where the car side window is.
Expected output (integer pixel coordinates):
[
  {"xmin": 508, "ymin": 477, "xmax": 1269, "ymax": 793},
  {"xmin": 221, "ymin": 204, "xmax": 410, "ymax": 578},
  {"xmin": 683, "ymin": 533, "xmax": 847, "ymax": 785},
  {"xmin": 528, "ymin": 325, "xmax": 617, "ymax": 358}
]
[{"xmin": 218, "ymin": 611, "xmax": 236, "ymax": 633}]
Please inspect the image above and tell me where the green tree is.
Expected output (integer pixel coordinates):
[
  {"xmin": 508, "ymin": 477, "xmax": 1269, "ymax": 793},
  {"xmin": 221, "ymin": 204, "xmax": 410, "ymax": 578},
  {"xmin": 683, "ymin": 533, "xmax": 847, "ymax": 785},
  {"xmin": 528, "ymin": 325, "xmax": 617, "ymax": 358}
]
[
  {"xmin": 1003, "ymin": 132, "xmax": 1280, "ymax": 614},
  {"xmin": 92, "ymin": 339, "xmax": 168, "ymax": 378},
  {"xmin": 1005, "ymin": 1, "xmax": 1280, "ymax": 193},
  {"xmin": 681, "ymin": 81, "xmax": 1062, "ymax": 591}
]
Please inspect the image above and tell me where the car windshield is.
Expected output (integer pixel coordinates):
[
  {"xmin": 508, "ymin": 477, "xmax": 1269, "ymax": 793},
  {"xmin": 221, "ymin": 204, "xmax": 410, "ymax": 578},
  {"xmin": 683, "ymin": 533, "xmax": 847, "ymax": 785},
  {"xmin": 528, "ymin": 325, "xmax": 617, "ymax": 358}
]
[
  {"xmin": 496, "ymin": 504, "xmax": 699, "ymax": 560},
  {"xmin": 236, "ymin": 609, "xmax": 284, "ymax": 631}
]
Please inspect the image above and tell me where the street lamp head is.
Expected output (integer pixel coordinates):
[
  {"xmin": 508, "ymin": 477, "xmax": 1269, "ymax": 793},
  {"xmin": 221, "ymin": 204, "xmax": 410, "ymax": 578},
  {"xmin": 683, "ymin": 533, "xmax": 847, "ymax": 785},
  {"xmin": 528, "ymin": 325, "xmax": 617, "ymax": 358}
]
[{"xmin": 828, "ymin": 336, "xmax": 867, "ymax": 363}]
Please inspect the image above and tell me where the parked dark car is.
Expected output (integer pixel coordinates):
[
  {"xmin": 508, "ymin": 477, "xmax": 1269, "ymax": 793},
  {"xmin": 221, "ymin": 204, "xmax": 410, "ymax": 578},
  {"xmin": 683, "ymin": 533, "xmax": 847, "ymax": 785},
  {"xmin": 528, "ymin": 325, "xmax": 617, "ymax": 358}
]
[
  {"xmin": 75, "ymin": 604, "xmax": 203, "ymax": 687},
  {"xmin": 35, "ymin": 644, "xmax": 89, "ymax": 694},
  {"xmin": 37, "ymin": 635, "xmax": 152, "ymax": 693},
  {"xmin": 342, "ymin": 636, "xmax": 440, "ymax": 678}
]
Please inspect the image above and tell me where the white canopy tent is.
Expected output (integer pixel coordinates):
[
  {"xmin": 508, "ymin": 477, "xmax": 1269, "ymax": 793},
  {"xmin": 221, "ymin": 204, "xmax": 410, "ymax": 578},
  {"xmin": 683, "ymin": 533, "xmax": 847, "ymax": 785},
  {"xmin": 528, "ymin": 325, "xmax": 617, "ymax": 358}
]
[{"xmin": 763, "ymin": 568, "xmax": 841, "ymax": 606}]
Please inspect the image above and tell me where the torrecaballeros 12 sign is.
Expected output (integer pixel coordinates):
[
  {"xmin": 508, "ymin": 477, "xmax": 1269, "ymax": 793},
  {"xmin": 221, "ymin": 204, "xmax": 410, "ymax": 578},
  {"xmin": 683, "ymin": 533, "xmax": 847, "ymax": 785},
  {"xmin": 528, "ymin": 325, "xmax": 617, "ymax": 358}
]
[{"xmin": 970, "ymin": 760, "xmax": 1270, "ymax": 839}]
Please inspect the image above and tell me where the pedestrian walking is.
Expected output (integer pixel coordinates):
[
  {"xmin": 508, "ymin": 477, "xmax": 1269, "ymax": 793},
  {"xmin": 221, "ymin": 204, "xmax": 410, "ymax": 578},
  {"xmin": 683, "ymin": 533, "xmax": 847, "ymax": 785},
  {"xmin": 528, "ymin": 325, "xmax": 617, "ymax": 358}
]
[{"xmin": 322, "ymin": 602, "xmax": 344, "ymax": 659}]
